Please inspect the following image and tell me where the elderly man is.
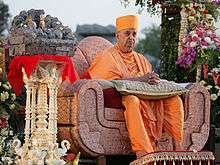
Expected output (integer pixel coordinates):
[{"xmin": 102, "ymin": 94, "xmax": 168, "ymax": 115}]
[{"xmin": 86, "ymin": 15, "xmax": 184, "ymax": 158}]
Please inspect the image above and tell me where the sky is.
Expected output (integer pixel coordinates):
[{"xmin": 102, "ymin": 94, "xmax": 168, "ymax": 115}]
[
  {"xmin": 3, "ymin": 0, "xmax": 220, "ymax": 36},
  {"xmin": 3, "ymin": 0, "xmax": 161, "ymax": 37}
]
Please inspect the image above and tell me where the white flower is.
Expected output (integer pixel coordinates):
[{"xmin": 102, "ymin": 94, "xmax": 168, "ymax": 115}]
[
  {"xmin": 189, "ymin": 31, "xmax": 196, "ymax": 35},
  {"xmin": 1, "ymin": 157, "xmax": 13, "ymax": 164},
  {"xmin": 6, "ymin": 82, "xmax": 12, "ymax": 89},
  {"xmin": 188, "ymin": 16, "xmax": 195, "ymax": 22},
  {"xmin": 196, "ymin": 12, "xmax": 201, "ymax": 18},
  {"xmin": 8, "ymin": 159, "xmax": 13, "ymax": 165},
  {"xmin": 9, "ymin": 104, "xmax": 15, "ymax": 110},
  {"xmin": 9, "ymin": 131, "xmax": 13, "ymax": 136},
  {"xmin": 209, "ymin": 44, "xmax": 216, "ymax": 49},
  {"xmin": 212, "ymin": 68, "xmax": 220, "ymax": 72},
  {"xmin": 190, "ymin": 42, "xmax": 197, "ymax": 47},
  {"xmin": 215, "ymin": 86, "xmax": 220, "ymax": 90},
  {"xmin": 2, "ymin": 84, "xmax": 9, "ymax": 90},
  {"xmin": 206, "ymin": 85, "xmax": 212, "ymax": 90},
  {"xmin": 0, "ymin": 145, "xmax": 2, "ymax": 155},
  {"xmin": 217, "ymin": 90, "xmax": 220, "ymax": 96},
  {"xmin": 204, "ymin": 37, "xmax": 212, "ymax": 43},
  {"xmin": 207, "ymin": 30, "xmax": 213, "ymax": 35},
  {"xmin": 0, "ymin": 128, "xmax": 8, "ymax": 136},
  {"xmin": 199, "ymin": 4, "xmax": 203, "ymax": 8},
  {"xmin": 210, "ymin": 94, "xmax": 218, "ymax": 101},
  {"xmin": 199, "ymin": 80, "xmax": 206, "ymax": 86},
  {"xmin": 11, "ymin": 93, "xmax": 16, "ymax": 101},
  {"xmin": 0, "ymin": 93, "xmax": 6, "ymax": 102},
  {"xmin": 4, "ymin": 91, "xmax": 9, "ymax": 100}
]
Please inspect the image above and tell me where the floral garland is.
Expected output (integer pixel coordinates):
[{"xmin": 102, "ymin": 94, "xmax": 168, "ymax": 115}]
[
  {"xmin": 200, "ymin": 63, "xmax": 220, "ymax": 102},
  {"xmin": 0, "ymin": 65, "xmax": 19, "ymax": 164},
  {"xmin": 201, "ymin": 82, "xmax": 220, "ymax": 101}
]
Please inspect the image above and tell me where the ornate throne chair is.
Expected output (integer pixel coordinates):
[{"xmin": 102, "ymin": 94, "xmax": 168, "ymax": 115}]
[{"xmin": 57, "ymin": 36, "xmax": 211, "ymax": 157}]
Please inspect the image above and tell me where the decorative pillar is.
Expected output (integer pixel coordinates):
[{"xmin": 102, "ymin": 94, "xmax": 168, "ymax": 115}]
[
  {"xmin": 30, "ymin": 84, "xmax": 37, "ymax": 134},
  {"xmin": 13, "ymin": 61, "xmax": 70, "ymax": 165}
]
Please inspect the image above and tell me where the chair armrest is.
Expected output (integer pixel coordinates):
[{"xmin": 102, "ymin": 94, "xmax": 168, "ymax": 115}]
[
  {"xmin": 58, "ymin": 79, "xmax": 101, "ymax": 97},
  {"xmin": 181, "ymin": 83, "xmax": 210, "ymax": 151}
]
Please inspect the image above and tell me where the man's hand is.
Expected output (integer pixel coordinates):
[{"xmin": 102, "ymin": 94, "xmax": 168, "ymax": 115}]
[
  {"xmin": 121, "ymin": 72, "xmax": 160, "ymax": 85},
  {"xmin": 140, "ymin": 72, "xmax": 160, "ymax": 85}
]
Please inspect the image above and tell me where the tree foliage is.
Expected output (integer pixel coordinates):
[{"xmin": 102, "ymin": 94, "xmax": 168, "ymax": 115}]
[
  {"xmin": 0, "ymin": 0, "xmax": 10, "ymax": 36},
  {"xmin": 135, "ymin": 24, "xmax": 161, "ymax": 58}
]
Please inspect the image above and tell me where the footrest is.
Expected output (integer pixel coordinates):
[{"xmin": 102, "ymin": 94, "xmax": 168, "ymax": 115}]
[{"xmin": 130, "ymin": 151, "xmax": 215, "ymax": 165}]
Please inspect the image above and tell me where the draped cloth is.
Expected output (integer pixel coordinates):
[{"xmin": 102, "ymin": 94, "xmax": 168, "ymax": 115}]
[
  {"xmin": 7, "ymin": 55, "xmax": 79, "ymax": 96},
  {"xmin": 87, "ymin": 45, "xmax": 184, "ymax": 153}
]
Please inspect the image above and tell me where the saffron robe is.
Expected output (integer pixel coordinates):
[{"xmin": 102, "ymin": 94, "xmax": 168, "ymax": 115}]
[{"xmin": 87, "ymin": 45, "xmax": 184, "ymax": 153}]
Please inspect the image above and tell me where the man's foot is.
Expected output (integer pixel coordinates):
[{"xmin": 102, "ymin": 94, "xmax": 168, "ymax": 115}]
[{"xmin": 136, "ymin": 151, "xmax": 147, "ymax": 159}]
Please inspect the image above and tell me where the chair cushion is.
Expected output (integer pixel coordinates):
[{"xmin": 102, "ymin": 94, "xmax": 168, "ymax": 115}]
[
  {"xmin": 111, "ymin": 80, "xmax": 188, "ymax": 100},
  {"xmin": 103, "ymin": 88, "xmax": 123, "ymax": 108}
]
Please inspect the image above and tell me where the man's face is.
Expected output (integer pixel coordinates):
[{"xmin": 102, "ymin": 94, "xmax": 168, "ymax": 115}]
[{"xmin": 116, "ymin": 28, "xmax": 137, "ymax": 53}]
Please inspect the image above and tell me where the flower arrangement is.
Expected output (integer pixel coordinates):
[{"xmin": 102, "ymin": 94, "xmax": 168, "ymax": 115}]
[
  {"xmin": 199, "ymin": 60, "xmax": 220, "ymax": 128},
  {"xmin": 176, "ymin": 24, "xmax": 220, "ymax": 67},
  {"xmin": 176, "ymin": 3, "xmax": 220, "ymax": 68},
  {"xmin": 0, "ymin": 67, "xmax": 19, "ymax": 164}
]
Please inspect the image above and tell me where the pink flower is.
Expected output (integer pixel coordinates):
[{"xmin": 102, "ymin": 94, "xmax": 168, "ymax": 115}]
[
  {"xmin": 177, "ymin": 22, "xmax": 220, "ymax": 68},
  {"xmin": 213, "ymin": 37, "xmax": 220, "ymax": 43},
  {"xmin": 201, "ymin": 41, "xmax": 209, "ymax": 46},
  {"xmin": 0, "ymin": 117, "xmax": 8, "ymax": 128},
  {"xmin": 196, "ymin": 31, "xmax": 203, "ymax": 38},
  {"xmin": 192, "ymin": 36, "xmax": 198, "ymax": 42},
  {"xmin": 183, "ymin": 47, "xmax": 188, "ymax": 53}
]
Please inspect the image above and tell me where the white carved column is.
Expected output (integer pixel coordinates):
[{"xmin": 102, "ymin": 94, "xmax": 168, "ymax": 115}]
[
  {"xmin": 48, "ymin": 73, "xmax": 58, "ymax": 144},
  {"xmin": 32, "ymin": 83, "xmax": 49, "ymax": 150},
  {"xmin": 24, "ymin": 82, "xmax": 32, "ymax": 146},
  {"xmin": 13, "ymin": 61, "xmax": 70, "ymax": 165},
  {"xmin": 30, "ymin": 84, "xmax": 37, "ymax": 134}
]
